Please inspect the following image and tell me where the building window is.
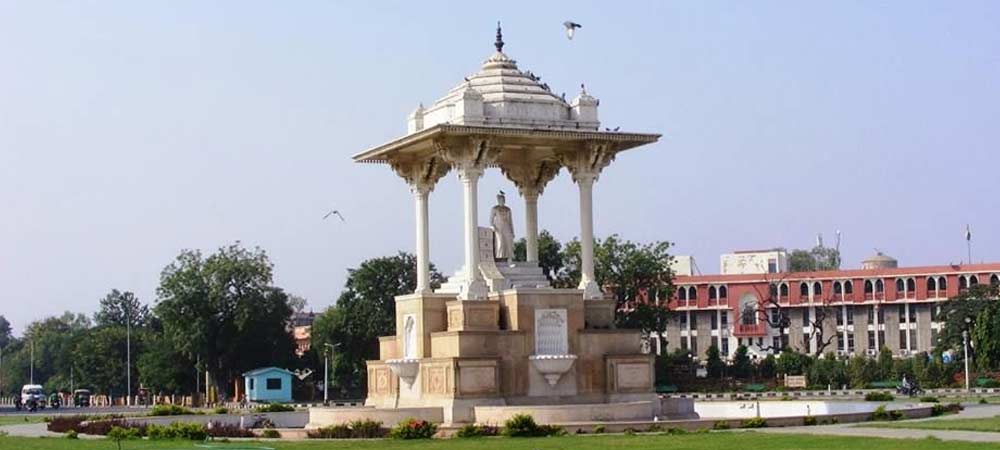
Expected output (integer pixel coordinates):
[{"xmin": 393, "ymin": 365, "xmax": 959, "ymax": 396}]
[
  {"xmin": 868, "ymin": 331, "xmax": 876, "ymax": 350},
  {"xmin": 800, "ymin": 282, "xmax": 809, "ymax": 298},
  {"xmin": 266, "ymin": 378, "xmax": 282, "ymax": 390},
  {"xmin": 991, "ymin": 274, "xmax": 1000, "ymax": 286},
  {"xmin": 708, "ymin": 286, "xmax": 717, "ymax": 301},
  {"xmin": 927, "ymin": 277, "xmax": 937, "ymax": 293},
  {"xmin": 959, "ymin": 276, "xmax": 968, "ymax": 291},
  {"xmin": 910, "ymin": 329, "xmax": 918, "ymax": 351},
  {"xmin": 847, "ymin": 333, "xmax": 855, "ymax": 352},
  {"xmin": 721, "ymin": 338, "xmax": 730, "ymax": 356},
  {"xmin": 680, "ymin": 313, "xmax": 687, "ymax": 327},
  {"xmin": 249, "ymin": 378, "xmax": 255, "ymax": 390},
  {"xmin": 689, "ymin": 286, "xmax": 698, "ymax": 300},
  {"xmin": 802, "ymin": 308, "xmax": 810, "ymax": 327},
  {"xmin": 768, "ymin": 258, "xmax": 778, "ymax": 273},
  {"xmin": 719, "ymin": 286, "xmax": 728, "ymax": 299},
  {"xmin": 875, "ymin": 279, "xmax": 884, "ymax": 293},
  {"xmin": 896, "ymin": 279, "xmax": 905, "ymax": 294},
  {"xmin": 711, "ymin": 313, "xmax": 718, "ymax": 330},
  {"xmin": 907, "ymin": 278, "xmax": 916, "ymax": 292},
  {"xmin": 689, "ymin": 312, "xmax": 697, "ymax": 329},
  {"xmin": 779, "ymin": 283, "xmax": 789, "ymax": 298},
  {"xmin": 864, "ymin": 280, "xmax": 874, "ymax": 294},
  {"xmin": 846, "ymin": 307, "xmax": 854, "ymax": 325},
  {"xmin": 836, "ymin": 309, "xmax": 844, "ymax": 326},
  {"xmin": 844, "ymin": 280, "xmax": 854, "ymax": 295},
  {"xmin": 813, "ymin": 282, "xmax": 822, "ymax": 296},
  {"xmin": 970, "ymin": 275, "xmax": 979, "ymax": 287},
  {"xmin": 834, "ymin": 281, "xmax": 843, "ymax": 295},
  {"xmin": 678, "ymin": 287, "xmax": 687, "ymax": 302},
  {"xmin": 939, "ymin": 276, "xmax": 947, "ymax": 290},
  {"xmin": 690, "ymin": 337, "xmax": 698, "ymax": 356},
  {"xmin": 769, "ymin": 283, "xmax": 778, "ymax": 298}
]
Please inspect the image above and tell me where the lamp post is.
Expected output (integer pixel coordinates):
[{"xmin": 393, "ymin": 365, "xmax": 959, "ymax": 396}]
[
  {"xmin": 323, "ymin": 343, "xmax": 339, "ymax": 405},
  {"xmin": 963, "ymin": 317, "xmax": 972, "ymax": 391}
]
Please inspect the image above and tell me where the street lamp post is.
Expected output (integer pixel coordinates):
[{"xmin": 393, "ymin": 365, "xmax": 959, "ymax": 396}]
[
  {"xmin": 323, "ymin": 343, "xmax": 339, "ymax": 405},
  {"xmin": 964, "ymin": 317, "xmax": 972, "ymax": 391},
  {"xmin": 126, "ymin": 304, "xmax": 132, "ymax": 407}
]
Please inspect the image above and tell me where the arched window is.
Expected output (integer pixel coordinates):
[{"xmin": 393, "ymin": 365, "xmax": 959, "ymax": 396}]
[
  {"xmin": 907, "ymin": 278, "xmax": 916, "ymax": 292},
  {"xmin": 864, "ymin": 280, "xmax": 874, "ymax": 293},
  {"xmin": 834, "ymin": 281, "xmax": 843, "ymax": 294},
  {"xmin": 769, "ymin": 283, "xmax": 778, "ymax": 298},
  {"xmin": 689, "ymin": 286, "xmax": 698, "ymax": 300},
  {"xmin": 991, "ymin": 274, "xmax": 999, "ymax": 287},
  {"xmin": 896, "ymin": 279, "xmax": 905, "ymax": 293},
  {"xmin": 780, "ymin": 283, "xmax": 789, "ymax": 298},
  {"xmin": 970, "ymin": 275, "xmax": 979, "ymax": 286},
  {"xmin": 678, "ymin": 287, "xmax": 687, "ymax": 301},
  {"xmin": 845, "ymin": 280, "xmax": 854, "ymax": 294},
  {"xmin": 939, "ymin": 277, "xmax": 947, "ymax": 290},
  {"xmin": 959, "ymin": 277, "xmax": 968, "ymax": 290},
  {"xmin": 708, "ymin": 286, "xmax": 717, "ymax": 300},
  {"xmin": 719, "ymin": 285, "xmax": 728, "ymax": 299},
  {"xmin": 875, "ymin": 279, "xmax": 884, "ymax": 293},
  {"xmin": 800, "ymin": 282, "xmax": 810, "ymax": 297},
  {"xmin": 927, "ymin": 277, "xmax": 937, "ymax": 292},
  {"xmin": 813, "ymin": 282, "xmax": 822, "ymax": 296}
]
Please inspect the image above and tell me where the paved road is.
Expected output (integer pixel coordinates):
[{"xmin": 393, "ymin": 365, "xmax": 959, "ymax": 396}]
[
  {"xmin": 756, "ymin": 404, "xmax": 1000, "ymax": 443},
  {"xmin": 0, "ymin": 405, "xmax": 146, "ymax": 416}
]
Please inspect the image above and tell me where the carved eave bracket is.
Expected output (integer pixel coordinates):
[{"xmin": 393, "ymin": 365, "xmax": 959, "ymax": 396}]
[
  {"xmin": 559, "ymin": 141, "xmax": 616, "ymax": 183},
  {"xmin": 389, "ymin": 155, "xmax": 450, "ymax": 194},
  {"xmin": 434, "ymin": 136, "xmax": 499, "ymax": 178},
  {"xmin": 501, "ymin": 159, "xmax": 561, "ymax": 197}
]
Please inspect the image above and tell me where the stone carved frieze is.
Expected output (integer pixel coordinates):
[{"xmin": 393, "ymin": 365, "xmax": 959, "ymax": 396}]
[
  {"xmin": 389, "ymin": 155, "xmax": 450, "ymax": 193},
  {"xmin": 558, "ymin": 141, "xmax": 616, "ymax": 183},
  {"xmin": 500, "ymin": 159, "xmax": 561, "ymax": 197},
  {"xmin": 433, "ymin": 137, "xmax": 498, "ymax": 179}
]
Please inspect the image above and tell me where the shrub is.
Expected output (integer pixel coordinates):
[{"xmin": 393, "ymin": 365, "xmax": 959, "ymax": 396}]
[
  {"xmin": 212, "ymin": 407, "xmax": 229, "ymax": 415},
  {"xmin": 623, "ymin": 428, "xmax": 636, "ymax": 435},
  {"xmin": 803, "ymin": 416, "xmax": 818, "ymax": 426},
  {"xmin": 945, "ymin": 402, "xmax": 964, "ymax": 413},
  {"xmin": 207, "ymin": 422, "xmax": 255, "ymax": 438},
  {"xmin": 646, "ymin": 424, "xmax": 663, "ymax": 433},
  {"xmin": 308, "ymin": 424, "xmax": 353, "ymax": 439},
  {"xmin": 455, "ymin": 423, "xmax": 499, "ymax": 438},
  {"xmin": 865, "ymin": 392, "xmax": 895, "ymax": 402},
  {"xmin": 980, "ymin": 397, "xmax": 989, "ymax": 404},
  {"xmin": 665, "ymin": 427, "xmax": 688, "ymax": 435},
  {"xmin": 145, "ymin": 422, "xmax": 209, "ymax": 440},
  {"xmin": 47, "ymin": 416, "xmax": 88, "ymax": 433},
  {"xmin": 261, "ymin": 429, "xmax": 281, "ymax": 439},
  {"xmin": 919, "ymin": 396, "xmax": 939, "ymax": 403},
  {"xmin": 107, "ymin": 426, "xmax": 141, "ymax": 444},
  {"xmin": 592, "ymin": 425, "xmax": 606, "ymax": 434},
  {"xmin": 389, "ymin": 418, "xmax": 437, "ymax": 439},
  {"xmin": 150, "ymin": 404, "xmax": 195, "ymax": 416},
  {"xmin": 871, "ymin": 405, "xmax": 902, "ymax": 421},
  {"xmin": 740, "ymin": 417, "xmax": 767, "ymax": 428},
  {"xmin": 350, "ymin": 419, "xmax": 387, "ymax": 438},
  {"xmin": 254, "ymin": 403, "xmax": 295, "ymax": 413},
  {"xmin": 64, "ymin": 430, "xmax": 78, "ymax": 439},
  {"xmin": 712, "ymin": 420, "xmax": 731, "ymax": 430},
  {"xmin": 931, "ymin": 404, "xmax": 947, "ymax": 416},
  {"xmin": 502, "ymin": 414, "xmax": 541, "ymax": 437}
]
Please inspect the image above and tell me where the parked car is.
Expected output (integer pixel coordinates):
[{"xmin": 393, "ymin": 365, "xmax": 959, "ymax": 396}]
[
  {"xmin": 72, "ymin": 389, "xmax": 91, "ymax": 408},
  {"xmin": 20, "ymin": 385, "xmax": 46, "ymax": 410}
]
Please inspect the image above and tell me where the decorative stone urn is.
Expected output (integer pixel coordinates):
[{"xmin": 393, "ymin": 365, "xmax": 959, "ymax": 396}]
[
  {"xmin": 528, "ymin": 354, "xmax": 577, "ymax": 386},
  {"xmin": 385, "ymin": 358, "xmax": 420, "ymax": 386}
]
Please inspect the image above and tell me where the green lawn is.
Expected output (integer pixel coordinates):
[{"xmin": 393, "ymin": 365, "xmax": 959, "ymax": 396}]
[
  {"xmin": 0, "ymin": 416, "xmax": 46, "ymax": 426},
  {"xmin": 866, "ymin": 415, "xmax": 1000, "ymax": 433},
  {"xmin": 2, "ymin": 433, "xmax": 1000, "ymax": 450}
]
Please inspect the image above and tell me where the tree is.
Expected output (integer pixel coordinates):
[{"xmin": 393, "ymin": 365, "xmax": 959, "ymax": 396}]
[
  {"xmin": 94, "ymin": 290, "xmax": 150, "ymax": 329},
  {"xmin": 562, "ymin": 235, "xmax": 674, "ymax": 348},
  {"xmin": 972, "ymin": 299, "xmax": 1000, "ymax": 372},
  {"xmin": 705, "ymin": 345, "xmax": 724, "ymax": 378},
  {"xmin": 513, "ymin": 230, "xmax": 564, "ymax": 284},
  {"xmin": 775, "ymin": 348, "xmax": 809, "ymax": 376},
  {"xmin": 311, "ymin": 252, "xmax": 443, "ymax": 396},
  {"xmin": 72, "ymin": 326, "xmax": 143, "ymax": 395},
  {"xmin": 5, "ymin": 312, "xmax": 91, "ymax": 392},
  {"xmin": 0, "ymin": 315, "xmax": 12, "ymax": 348},
  {"xmin": 731, "ymin": 345, "xmax": 752, "ymax": 379},
  {"xmin": 287, "ymin": 294, "xmax": 309, "ymax": 314},
  {"xmin": 154, "ymin": 243, "xmax": 297, "ymax": 398},
  {"xmin": 787, "ymin": 245, "xmax": 841, "ymax": 273},
  {"xmin": 877, "ymin": 346, "xmax": 894, "ymax": 380},
  {"xmin": 938, "ymin": 284, "xmax": 998, "ymax": 353},
  {"xmin": 137, "ymin": 332, "xmax": 195, "ymax": 395}
]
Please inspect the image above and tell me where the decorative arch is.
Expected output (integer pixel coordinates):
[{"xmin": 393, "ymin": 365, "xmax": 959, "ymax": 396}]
[{"xmin": 739, "ymin": 294, "xmax": 758, "ymax": 325}]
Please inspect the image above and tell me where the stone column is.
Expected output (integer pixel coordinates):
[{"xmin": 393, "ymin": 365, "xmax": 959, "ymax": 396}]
[
  {"xmin": 523, "ymin": 188, "xmax": 539, "ymax": 263},
  {"xmin": 457, "ymin": 166, "xmax": 488, "ymax": 300},
  {"xmin": 413, "ymin": 184, "xmax": 432, "ymax": 293},
  {"xmin": 390, "ymin": 155, "xmax": 449, "ymax": 295},
  {"xmin": 575, "ymin": 172, "xmax": 600, "ymax": 299},
  {"xmin": 561, "ymin": 143, "xmax": 615, "ymax": 300}
]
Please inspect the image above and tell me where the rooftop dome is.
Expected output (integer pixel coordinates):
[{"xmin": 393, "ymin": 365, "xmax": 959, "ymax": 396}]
[
  {"xmin": 862, "ymin": 252, "xmax": 898, "ymax": 270},
  {"xmin": 408, "ymin": 23, "xmax": 600, "ymax": 134}
]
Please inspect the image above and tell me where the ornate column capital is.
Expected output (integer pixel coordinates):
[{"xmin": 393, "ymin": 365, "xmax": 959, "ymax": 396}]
[
  {"xmin": 434, "ymin": 137, "xmax": 498, "ymax": 181},
  {"xmin": 389, "ymin": 155, "xmax": 449, "ymax": 194},
  {"xmin": 559, "ymin": 141, "xmax": 616, "ymax": 184},
  {"xmin": 500, "ymin": 159, "xmax": 560, "ymax": 198}
]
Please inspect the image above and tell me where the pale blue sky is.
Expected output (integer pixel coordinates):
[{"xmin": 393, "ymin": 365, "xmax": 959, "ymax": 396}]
[{"xmin": 2, "ymin": 1, "xmax": 998, "ymax": 334}]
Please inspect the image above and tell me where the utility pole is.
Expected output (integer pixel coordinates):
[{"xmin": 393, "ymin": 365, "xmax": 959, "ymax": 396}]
[
  {"xmin": 30, "ymin": 340, "xmax": 34, "ymax": 385},
  {"xmin": 323, "ymin": 349, "xmax": 328, "ymax": 405},
  {"xmin": 126, "ymin": 303, "xmax": 132, "ymax": 407}
]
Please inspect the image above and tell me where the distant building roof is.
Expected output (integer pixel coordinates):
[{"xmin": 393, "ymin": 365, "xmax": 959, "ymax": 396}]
[{"xmin": 243, "ymin": 367, "xmax": 294, "ymax": 377}]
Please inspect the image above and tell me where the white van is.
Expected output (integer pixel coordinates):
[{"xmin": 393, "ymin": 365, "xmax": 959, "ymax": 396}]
[{"xmin": 20, "ymin": 384, "xmax": 46, "ymax": 407}]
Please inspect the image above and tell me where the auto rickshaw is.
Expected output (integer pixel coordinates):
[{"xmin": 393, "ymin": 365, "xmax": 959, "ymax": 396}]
[
  {"xmin": 72, "ymin": 389, "xmax": 91, "ymax": 408},
  {"xmin": 48, "ymin": 392, "xmax": 62, "ymax": 409}
]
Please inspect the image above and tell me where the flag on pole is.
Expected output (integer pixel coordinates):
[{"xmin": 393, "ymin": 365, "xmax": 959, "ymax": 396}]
[{"xmin": 966, "ymin": 224, "xmax": 972, "ymax": 241}]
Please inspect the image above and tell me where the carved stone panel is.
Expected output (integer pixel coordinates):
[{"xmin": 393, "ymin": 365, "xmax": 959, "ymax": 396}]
[
  {"xmin": 616, "ymin": 363, "xmax": 652, "ymax": 390},
  {"xmin": 458, "ymin": 366, "xmax": 497, "ymax": 396},
  {"xmin": 535, "ymin": 309, "xmax": 569, "ymax": 355}
]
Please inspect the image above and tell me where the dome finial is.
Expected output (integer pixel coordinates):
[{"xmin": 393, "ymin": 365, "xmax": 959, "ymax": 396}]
[{"xmin": 495, "ymin": 21, "xmax": 504, "ymax": 53}]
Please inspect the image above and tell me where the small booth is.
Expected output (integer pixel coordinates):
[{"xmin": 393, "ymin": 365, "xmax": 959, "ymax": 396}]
[{"xmin": 243, "ymin": 367, "xmax": 294, "ymax": 403}]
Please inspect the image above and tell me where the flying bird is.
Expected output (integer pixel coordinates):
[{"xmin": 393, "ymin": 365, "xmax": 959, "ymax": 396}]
[
  {"xmin": 323, "ymin": 210, "xmax": 345, "ymax": 222},
  {"xmin": 563, "ymin": 21, "xmax": 582, "ymax": 40}
]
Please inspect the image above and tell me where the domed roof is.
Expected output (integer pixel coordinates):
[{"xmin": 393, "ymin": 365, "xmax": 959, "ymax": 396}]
[
  {"xmin": 862, "ymin": 251, "xmax": 898, "ymax": 269},
  {"xmin": 410, "ymin": 24, "xmax": 600, "ymax": 133}
]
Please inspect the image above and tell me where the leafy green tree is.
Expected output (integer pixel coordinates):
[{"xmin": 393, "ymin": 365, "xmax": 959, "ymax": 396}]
[
  {"xmin": 705, "ymin": 345, "xmax": 724, "ymax": 378},
  {"xmin": 787, "ymin": 245, "xmax": 841, "ymax": 272},
  {"xmin": 775, "ymin": 348, "xmax": 809, "ymax": 376},
  {"xmin": 154, "ymin": 244, "xmax": 297, "ymax": 398},
  {"xmin": 311, "ymin": 252, "xmax": 443, "ymax": 396},
  {"xmin": 847, "ymin": 354, "xmax": 877, "ymax": 388},
  {"xmin": 877, "ymin": 346, "xmax": 894, "ymax": 380},
  {"xmin": 937, "ymin": 284, "xmax": 997, "ymax": 353},
  {"xmin": 731, "ymin": 345, "xmax": 752, "ymax": 379},
  {"xmin": 137, "ymin": 332, "xmax": 195, "ymax": 395},
  {"xmin": 808, "ymin": 353, "xmax": 847, "ymax": 388},
  {"xmin": 757, "ymin": 354, "xmax": 777, "ymax": 380},
  {"xmin": 972, "ymin": 300, "xmax": 1000, "ymax": 372},
  {"xmin": 513, "ymin": 230, "xmax": 564, "ymax": 284},
  {"xmin": 3, "ymin": 313, "xmax": 90, "ymax": 392},
  {"xmin": 0, "ymin": 315, "xmax": 12, "ymax": 348},
  {"xmin": 71, "ymin": 326, "xmax": 146, "ymax": 395},
  {"xmin": 94, "ymin": 290, "xmax": 151, "ymax": 328}
]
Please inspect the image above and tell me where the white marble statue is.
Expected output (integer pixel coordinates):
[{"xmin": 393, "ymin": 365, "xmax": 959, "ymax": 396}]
[{"xmin": 491, "ymin": 191, "xmax": 515, "ymax": 262}]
